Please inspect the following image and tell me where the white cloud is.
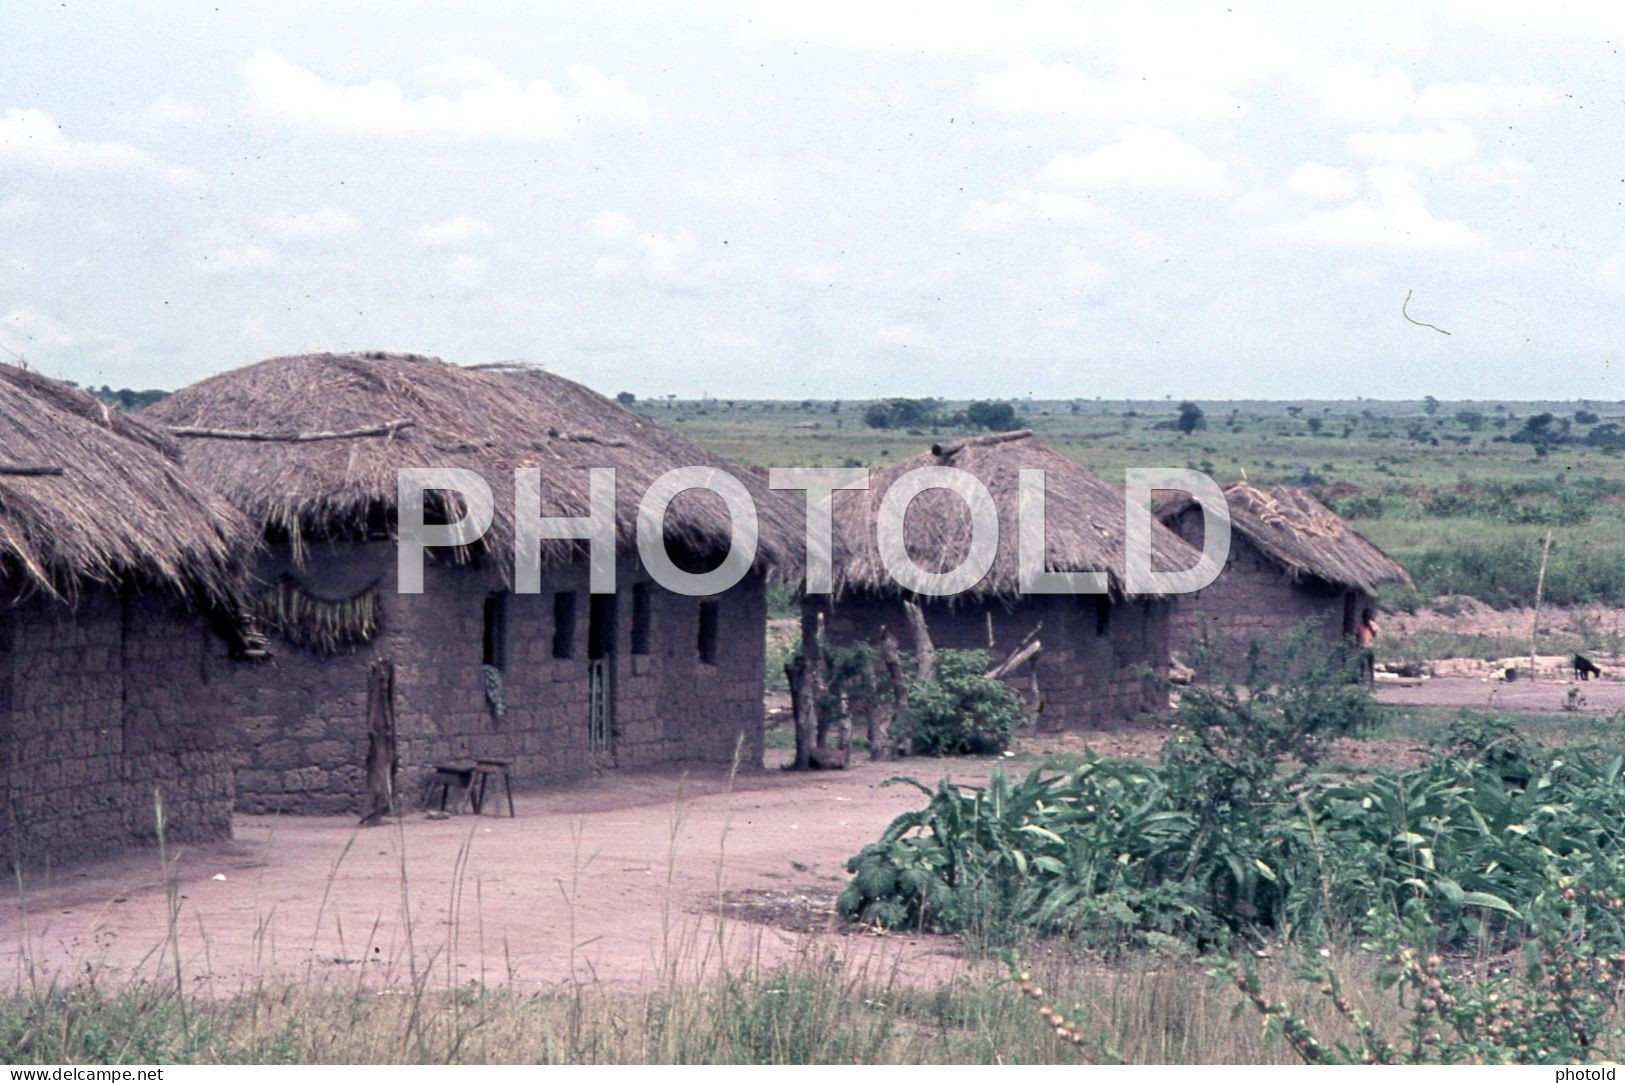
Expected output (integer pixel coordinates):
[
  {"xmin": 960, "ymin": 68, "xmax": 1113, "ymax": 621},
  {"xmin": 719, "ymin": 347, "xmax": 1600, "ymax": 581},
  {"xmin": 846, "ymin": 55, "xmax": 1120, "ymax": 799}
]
[
  {"xmin": 963, "ymin": 188, "xmax": 1108, "ymax": 232},
  {"xmin": 688, "ymin": 164, "xmax": 778, "ymax": 205},
  {"xmin": 1305, "ymin": 64, "xmax": 1550, "ymax": 127},
  {"xmin": 1037, "ymin": 128, "xmax": 1227, "ymax": 193},
  {"xmin": 877, "ymin": 321, "xmax": 930, "ymax": 348},
  {"xmin": 975, "ymin": 58, "xmax": 1241, "ymax": 122},
  {"xmin": 415, "ymin": 214, "xmax": 490, "ymax": 246},
  {"xmin": 586, "ymin": 210, "xmax": 636, "ymax": 240},
  {"xmin": 1598, "ymin": 255, "xmax": 1625, "ymax": 295},
  {"xmin": 639, "ymin": 230, "xmax": 695, "ymax": 279},
  {"xmin": 593, "ymin": 254, "xmax": 627, "ymax": 277},
  {"xmin": 0, "ymin": 107, "xmax": 201, "ymax": 185},
  {"xmin": 1268, "ymin": 167, "xmax": 1486, "ymax": 252},
  {"xmin": 1060, "ymin": 246, "xmax": 1106, "ymax": 288},
  {"xmin": 201, "ymin": 243, "xmax": 276, "ymax": 274},
  {"xmin": 269, "ymin": 208, "xmax": 360, "ymax": 240},
  {"xmin": 242, "ymin": 51, "xmax": 649, "ymax": 141},
  {"xmin": 1, "ymin": 306, "xmax": 122, "ymax": 353},
  {"xmin": 1285, "ymin": 162, "xmax": 1357, "ymax": 201},
  {"xmin": 444, "ymin": 253, "xmax": 489, "ymax": 289},
  {"xmin": 140, "ymin": 96, "xmax": 204, "ymax": 128},
  {"xmin": 1349, "ymin": 122, "xmax": 1478, "ymax": 172}
]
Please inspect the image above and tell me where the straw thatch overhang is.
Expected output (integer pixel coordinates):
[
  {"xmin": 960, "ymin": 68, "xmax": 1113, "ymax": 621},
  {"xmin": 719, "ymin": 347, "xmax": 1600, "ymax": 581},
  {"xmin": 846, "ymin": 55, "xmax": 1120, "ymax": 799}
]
[
  {"xmin": 0, "ymin": 364, "xmax": 246, "ymax": 603},
  {"xmin": 827, "ymin": 431, "xmax": 1199, "ymax": 603},
  {"xmin": 146, "ymin": 352, "xmax": 800, "ymax": 579},
  {"xmin": 1157, "ymin": 482, "xmax": 1412, "ymax": 595}
]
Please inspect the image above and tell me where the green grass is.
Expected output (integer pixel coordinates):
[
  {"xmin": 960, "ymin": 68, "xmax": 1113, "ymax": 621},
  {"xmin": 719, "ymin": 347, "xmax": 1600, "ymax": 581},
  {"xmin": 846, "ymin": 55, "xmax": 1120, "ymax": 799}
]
[{"xmin": 649, "ymin": 398, "xmax": 1625, "ymax": 610}]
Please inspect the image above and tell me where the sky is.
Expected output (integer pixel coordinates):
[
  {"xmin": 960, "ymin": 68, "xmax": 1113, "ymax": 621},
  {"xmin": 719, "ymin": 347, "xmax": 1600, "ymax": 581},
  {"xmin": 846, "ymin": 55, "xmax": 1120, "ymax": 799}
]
[{"xmin": 2, "ymin": 1, "xmax": 1624, "ymax": 401}]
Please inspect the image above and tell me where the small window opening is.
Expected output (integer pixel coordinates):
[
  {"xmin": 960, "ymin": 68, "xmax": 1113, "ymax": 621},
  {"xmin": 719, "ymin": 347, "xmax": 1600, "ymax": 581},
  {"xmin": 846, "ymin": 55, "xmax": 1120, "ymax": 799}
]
[
  {"xmin": 552, "ymin": 591, "xmax": 577, "ymax": 659},
  {"xmin": 630, "ymin": 583, "xmax": 652, "ymax": 656},
  {"xmin": 697, "ymin": 601, "xmax": 720, "ymax": 665},
  {"xmin": 1094, "ymin": 595, "xmax": 1111, "ymax": 638},
  {"xmin": 588, "ymin": 593, "xmax": 617, "ymax": 661},
  {"xmin": 483, "ymin": 592, "xmax": 509, "ymax": 668}
]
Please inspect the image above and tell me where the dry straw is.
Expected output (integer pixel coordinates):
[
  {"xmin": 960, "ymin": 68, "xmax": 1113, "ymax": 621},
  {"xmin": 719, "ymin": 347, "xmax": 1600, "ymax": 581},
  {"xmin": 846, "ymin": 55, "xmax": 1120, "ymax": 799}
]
[
  {"xmin": 1162, "ymin": 482, "xmax": 1412, "ymax": 595},
  {"xmin": 0, "ymin": 363, "xmax": 246, "ymax": 603},
  {"xmin": 146, "ymin": 351, "xmax": 802, "ymax": 579},
  {"xmin": 828, "ymin": 431, "xmax": 1199, "ymax": 601}
]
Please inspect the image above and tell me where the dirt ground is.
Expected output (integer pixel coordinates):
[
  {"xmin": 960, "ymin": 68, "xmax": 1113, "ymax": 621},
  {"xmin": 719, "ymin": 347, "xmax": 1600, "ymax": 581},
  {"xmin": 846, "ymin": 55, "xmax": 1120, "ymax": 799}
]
[
  {"xmin": 9, "ymin": 604, "xmax": 1624, "ymax": 999},
  {"xmin": 2, "ymin": 753, "xmax": 1014, "ymax": 997}
]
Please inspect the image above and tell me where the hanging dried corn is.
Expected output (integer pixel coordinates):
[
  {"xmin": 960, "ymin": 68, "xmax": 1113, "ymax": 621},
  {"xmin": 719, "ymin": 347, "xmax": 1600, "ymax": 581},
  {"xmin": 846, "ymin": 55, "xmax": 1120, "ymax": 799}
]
[{"xmin": 251, "ymin": 575, "xmax": 383, "ymax": 654}]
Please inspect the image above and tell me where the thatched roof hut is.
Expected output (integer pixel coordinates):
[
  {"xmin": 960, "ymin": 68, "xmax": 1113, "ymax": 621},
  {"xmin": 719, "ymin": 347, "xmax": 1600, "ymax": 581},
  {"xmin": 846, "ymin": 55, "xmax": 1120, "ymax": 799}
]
[
  {"xmin": 0, "ymin": 364, "xmax": 244, "ymax": 602},
  {"xmin": 1159, "ymin": 482, "xmax": 1411, "ymax": 595},
  {"xmin": 145, "ymin": 351, "xmax": 799, "ymax": 576},
  {"xmin": 828, "ymin": 431, "xmax": 1197, "ymax": 601}
]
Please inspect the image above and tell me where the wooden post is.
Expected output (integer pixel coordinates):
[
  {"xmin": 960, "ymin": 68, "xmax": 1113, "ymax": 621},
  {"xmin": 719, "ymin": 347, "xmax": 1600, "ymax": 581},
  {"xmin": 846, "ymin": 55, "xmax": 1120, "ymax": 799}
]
[
  {"xmin": 1530, "ymin": 528, "xmax": 1553, "ymax": 682},
  {"xmin": 789, "ymin": 602, "xmax": 823, "ymax": 770},
  {"xmin": 359, "ymin": 659, "xmax": 397, "ymax": 826},
  {"xmin": 902, "ymin": 599, "xmax": 937, "ymax": 684},
  {"xmin": 873, "ymin": 627, "xmax": 905, "ymax": 761}
]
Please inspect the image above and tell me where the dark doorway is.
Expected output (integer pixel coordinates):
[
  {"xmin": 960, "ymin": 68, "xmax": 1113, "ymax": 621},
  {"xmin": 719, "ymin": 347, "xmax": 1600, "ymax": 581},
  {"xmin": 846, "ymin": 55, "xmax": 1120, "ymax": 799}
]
[{"xmin": 588, "ymin": 593, "xmax": 616, "ymax": 752}]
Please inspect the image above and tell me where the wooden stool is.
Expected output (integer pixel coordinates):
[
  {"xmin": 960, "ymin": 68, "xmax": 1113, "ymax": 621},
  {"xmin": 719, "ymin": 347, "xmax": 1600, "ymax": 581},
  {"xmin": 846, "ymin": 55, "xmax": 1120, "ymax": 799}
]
[
  {"xmin": 469, "ymin": 759, "xmax": 515, "ymax": 817},
  {"xmin": 428, "ymin": 763, "xmax": 475, "ymax": 813}
]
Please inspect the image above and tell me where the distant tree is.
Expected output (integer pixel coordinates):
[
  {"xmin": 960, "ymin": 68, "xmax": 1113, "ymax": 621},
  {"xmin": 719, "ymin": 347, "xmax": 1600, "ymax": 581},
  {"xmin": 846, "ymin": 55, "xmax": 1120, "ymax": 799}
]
[
  {"xmin": 1423, "ymin": 395, "xmax": 1440, "ymax": 416},
  {"xmin": 1307, "ymin": 417, "xmax": 1323, "ymax": 434},
  {"xmin": 1454, "ymin": 408, "xmax": 1485, "ymax": 432},
  {"xmin": 92, "ymin": 386, "xmax": 170, "ymax": 412},
  {"xmin": 831, "ymin": 400, "xmax": 842, "ymax": 415},
  {"xmin": 615, "ymin": 391, "xmax": 637, "ymax": 406},
  {"xmin": 1176, "ymin": 401, "xmax": 1206, "ymax": 435},
  {"xmin": 1286, "ymin": 405, "xmax": 1304, "ymax": 418},
  {"xmin": 863, "ymin": 397, "xmax": 940, "ymax": 430},
  {"xmin": 964, "ymin": 400, "xmax": 1021, "ymax": 431},
  {"xmin": 1575, "ymin": 409, "xmax": 1600, "ymax": 425}
]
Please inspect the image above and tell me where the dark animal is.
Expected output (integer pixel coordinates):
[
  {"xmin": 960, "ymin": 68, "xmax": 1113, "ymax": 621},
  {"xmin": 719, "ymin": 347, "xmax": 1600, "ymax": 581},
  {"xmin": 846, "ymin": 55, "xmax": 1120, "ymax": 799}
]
[
  {"xmin": 1504, "ymin": 667, "xmax": 1519, "ymax": 682},
  {"xmin": 1574, "ymin": 653, "xmax": 1602, "ymax": 681}
]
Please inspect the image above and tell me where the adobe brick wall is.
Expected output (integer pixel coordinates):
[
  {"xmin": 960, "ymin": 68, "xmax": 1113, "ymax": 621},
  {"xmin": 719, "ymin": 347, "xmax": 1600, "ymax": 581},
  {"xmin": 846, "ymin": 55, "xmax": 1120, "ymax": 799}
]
[
  {"xmin": 0, "ymin": 587, "xmax": 234, "ymax": 869},
  {"xmin": 819, "ymin": 591, "xmax": 1172, "ymax": 731},
  {"xmin": 1164, "ymin": 507, "xmax": 1367, "ymax": 679},
  {"xmin": 226, "ymin": 542, "xmax": 767, "ymax": 814}
]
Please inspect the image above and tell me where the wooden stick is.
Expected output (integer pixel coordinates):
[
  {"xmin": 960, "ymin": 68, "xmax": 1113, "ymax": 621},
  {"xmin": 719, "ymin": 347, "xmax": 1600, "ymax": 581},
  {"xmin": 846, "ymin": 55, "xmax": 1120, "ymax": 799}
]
[
  {"xmin": 169, "ymin": 419, "xmax": 415, "ymax": 443},
  {"xmin": 931, "ymin": 429, "xmax": 1033, "ymax": 458},
  {"xmin": 873, "ymin": 627, "xmax": 905, "ymax": 761},
  {"xmin": 0, "ymin": 464, "xmax": 64, "ymax": 476},
  {"xmin": 1530, "ymin": 527, "xmax": 1553, "ymax": 682},
  {"xmin": 902, "ymin": 598, "xmax": 937, "ymax": 684},
  {"xmin": 986, "ymin": 638, "xmax": 1042, "ymax": 681}
]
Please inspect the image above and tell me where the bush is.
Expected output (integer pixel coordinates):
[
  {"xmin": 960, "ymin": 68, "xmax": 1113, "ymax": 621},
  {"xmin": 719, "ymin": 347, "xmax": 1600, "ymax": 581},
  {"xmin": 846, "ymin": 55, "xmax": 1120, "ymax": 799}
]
[{"xmin": 898, "ymin": 649, "xmax": 1025, "ymax": 755}]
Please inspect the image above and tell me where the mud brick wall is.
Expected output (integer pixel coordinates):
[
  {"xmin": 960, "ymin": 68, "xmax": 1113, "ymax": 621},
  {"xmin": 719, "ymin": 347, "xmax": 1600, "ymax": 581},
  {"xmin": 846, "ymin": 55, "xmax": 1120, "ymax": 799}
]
[
  {"xmin": 819, "ymin": 591, "xmax": 1171, "ymax": 731},
  {"xmin": 227, "ymin": 541, "xmax": 767, "ymax": 815},
  {"xmin": 0, "ymin": 588, "xmax": 234, "ymax": 869},
  {"xmin": 1164, "ymin": 507, "xmax": 1365, "ymax": 680}
]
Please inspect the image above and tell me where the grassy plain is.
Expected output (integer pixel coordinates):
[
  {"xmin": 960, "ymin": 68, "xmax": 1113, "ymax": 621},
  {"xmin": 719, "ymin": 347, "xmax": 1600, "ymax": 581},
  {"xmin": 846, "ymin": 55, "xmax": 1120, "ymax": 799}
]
[{"xmin": 645, "ymin": 395, "xmax": 1625, "ymax": 609}]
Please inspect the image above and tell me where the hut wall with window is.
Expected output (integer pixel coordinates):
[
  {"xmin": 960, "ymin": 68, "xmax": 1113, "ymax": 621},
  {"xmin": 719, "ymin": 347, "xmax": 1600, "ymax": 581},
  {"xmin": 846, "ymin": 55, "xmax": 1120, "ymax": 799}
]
[
  {"xmin": 0, "ymin": 366, "xmax": 247, "ymax": 867},
  {"xmin": 817, "ymin": 433, "xmax": 1200, "ymax": 730},
  {"xmin": 149, "ymin": 353, "xmax": 790, "ymax": 814},
  {"xmin": 1158, "ymin": 483, "xmax": 1412, "ymax": 679}
]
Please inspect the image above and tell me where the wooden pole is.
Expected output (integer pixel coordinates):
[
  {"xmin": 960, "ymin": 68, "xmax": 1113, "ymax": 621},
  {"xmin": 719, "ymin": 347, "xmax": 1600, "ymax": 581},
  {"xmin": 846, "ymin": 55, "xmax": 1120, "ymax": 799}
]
[
  {"xmin": 1530, "ymin": 528, "xmax": 1553, "ymax": 682},
  {"xmin": 873, "ymin": 627, "xmax": 905, "ymax": 761},
  {"xmin": 902, "ymin": 599, "xmax": 938, "ymax": 684},
  {"xmin": 169, "ymin": 419, "xmax": 414, "ymax": 443},
  {"xmin": 359, "ymin": 659, "xmax": 398, "ymax": 826}
]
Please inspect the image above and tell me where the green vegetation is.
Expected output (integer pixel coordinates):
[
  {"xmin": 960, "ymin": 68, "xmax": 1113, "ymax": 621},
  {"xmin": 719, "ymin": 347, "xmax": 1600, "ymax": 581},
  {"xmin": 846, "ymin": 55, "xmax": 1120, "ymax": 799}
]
[
  {"xmin": 645, "ymin": 395, "xmax": 1625, "ymax": 609},
  {"xmin": 897, "ymin": 649, "xmax": 1026, "ymax": 756}
]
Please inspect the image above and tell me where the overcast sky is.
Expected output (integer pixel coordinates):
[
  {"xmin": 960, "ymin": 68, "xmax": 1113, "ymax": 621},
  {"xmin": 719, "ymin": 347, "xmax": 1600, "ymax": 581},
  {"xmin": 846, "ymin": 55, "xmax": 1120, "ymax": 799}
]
[{"xmin": 2, "ymin": 2, "xmax": 1622, "ymax": 400}]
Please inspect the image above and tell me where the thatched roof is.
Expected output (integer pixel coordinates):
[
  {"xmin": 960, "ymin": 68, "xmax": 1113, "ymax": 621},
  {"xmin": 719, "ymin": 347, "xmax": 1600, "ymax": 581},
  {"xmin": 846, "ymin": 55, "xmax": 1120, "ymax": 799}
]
[
  {"xmin": 827, "ymin": 432, "xmax": 1199, "ymax": 601},
  {"xmin": 1159, "ymin": 482, "xmax": 1412, "ymax": 594},
  {"xmin": 145, "ymin": 352, "xmax": 799, "ymax": 577},
  {"xmin": 0, "ymin": 364, "xmax": 245, "ymax": 602}
]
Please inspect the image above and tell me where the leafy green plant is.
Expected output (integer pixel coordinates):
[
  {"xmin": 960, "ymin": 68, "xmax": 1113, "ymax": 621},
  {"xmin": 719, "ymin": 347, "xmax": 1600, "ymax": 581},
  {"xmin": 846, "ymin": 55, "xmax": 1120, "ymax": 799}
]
[{"xmin": 897, "ymin": 649, "xmax": 1025, "ymax": 756}]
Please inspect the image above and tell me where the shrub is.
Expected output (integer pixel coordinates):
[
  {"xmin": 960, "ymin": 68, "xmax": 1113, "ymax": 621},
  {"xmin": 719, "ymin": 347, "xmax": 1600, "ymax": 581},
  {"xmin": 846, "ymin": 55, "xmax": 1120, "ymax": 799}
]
[{"xmin": 898, "ymin": 649, "xmax": 1025, "ymax": 756}]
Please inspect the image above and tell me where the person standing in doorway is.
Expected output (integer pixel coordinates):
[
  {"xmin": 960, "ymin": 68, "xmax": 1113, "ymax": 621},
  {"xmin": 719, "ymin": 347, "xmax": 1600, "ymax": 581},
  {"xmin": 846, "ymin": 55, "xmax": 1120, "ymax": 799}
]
[{"xmin": 1356, "ymin": 608, "xmax": 1380, "ymax": 684}]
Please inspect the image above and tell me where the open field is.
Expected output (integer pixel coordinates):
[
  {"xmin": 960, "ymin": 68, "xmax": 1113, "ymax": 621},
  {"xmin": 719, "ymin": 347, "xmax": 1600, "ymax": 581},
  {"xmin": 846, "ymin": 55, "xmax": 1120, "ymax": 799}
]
[{"xmin": 645, "ymin": 396, "xmax": 1625, "ymax": 610}]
